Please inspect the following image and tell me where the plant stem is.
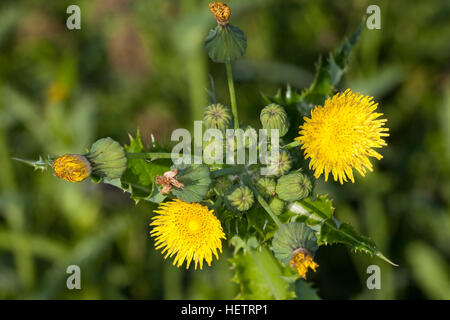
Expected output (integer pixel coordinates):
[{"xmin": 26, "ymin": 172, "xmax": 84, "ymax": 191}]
[
  {"xmin": 243, "ymin": 175, "xmax": 282, "ymax": 227},
  {"xmin": 210, "ymin": 165, "xmax": 245, "ymax": 178},
  {"xmin": 126, "ymin": 152, "xmax": 174, "ymax": 159},
  {"xmin": 283, "ymin": 140, "xmax": 301, "ymax": 150},
  {"xmin": 225, "ymin": 62, "xmax": 239, "ymax": 130}
]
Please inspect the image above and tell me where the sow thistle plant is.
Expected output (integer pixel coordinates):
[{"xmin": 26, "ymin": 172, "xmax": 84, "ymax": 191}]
[{"xmin": 16, "ymin": 2, "xmax": 396, "ymax": 299}]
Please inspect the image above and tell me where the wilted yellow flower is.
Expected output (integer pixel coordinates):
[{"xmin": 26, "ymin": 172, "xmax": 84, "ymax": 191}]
[
  {"xmin": 209, "ymin": 1, "xmax": 231, "ymax": 25},
  {"xmin": 296, "ymin": 89, "xmax": 389, "ymax": 184},
  {"xmin": 47, "ymin": 82, "xmax": 68, "ymax": 102},
  {"xmin": 52, "ymin": 154, "xmax": 92, "ymax": 182},
  {"xmin": 289, "ymin": 248, "xmax": 318, "ymax": 279},
  {"xmin": 150, "ymin": 200, "xmax": 225, "ymax": 269}
]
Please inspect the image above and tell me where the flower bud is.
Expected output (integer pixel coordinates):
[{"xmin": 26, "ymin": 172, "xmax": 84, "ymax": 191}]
[
  {"xmin": 256, "ymin": 177, "xmax": 276, "ymax": 198},
  {"xmin": 269, "ymin": 197, "xmax": 285, "ymax": 216},
  {"xmin": 212, "ymin": 176, "xmax": 232, "ymax": 196},
  {"xmin": 205, "ymin": 2, "xmax": 247, "ymax": 64},
  {"xmin": 276, "ymin": 171, "xmax": 312, "ymax": 201},
  {"xmin": 86, "ymin": 137, "xmax": 127, "ymax": 180},
  {"xmin": 267, "ymin": 150, "xmax": 292, "ymax": 176},
  {"xmin": 203, "ymin": 103, "xmax": 232, "ymax": 131},
  {"xmin": 52, "ymin": 154, "xmax": 92, "ymax": 182},
  {"xmin": 226, "ymin": 185, "xmax": 254, "ymax": 212},
  {"xmin": 52, "ymin": 137, "xmax": 127, "ymax": 183},
  {"xmin": 170, "ymin": 164, "xmax": 212, "ymax": 203},
  {"xmin": 260, "ymin": 103, "xmax": 289, "ymax": 137},
  {"xmin": 272, "ymin": 222, "xmax": 319, "ymax": 279}
]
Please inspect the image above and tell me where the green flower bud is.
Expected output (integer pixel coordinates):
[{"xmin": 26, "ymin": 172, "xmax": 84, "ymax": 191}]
[
  {"xmin": 256, "ymin": 177, "xmax": 276, "ymax": 198},
  {"xmin": 267, "ymin": 150, "xmax": 292, "ymax": 176},
  {"xmin": 276, "ymin": 171, "xmax": 312, "ymax": 201},
  {"xmin": 204, "ymin": 22, "xmax": 247, "ymax": 63},
  {"xmin": 260, "ymin": 103, "xmax": 289, "ymax": 137},
  {"xmin": 203, "ymin": 103, "xmax": 232, "ymax": 131},
  {"xmin": 272, "ymin": 222, "xmax": 318, "ymax": 279},
  {"xmin": 269, "ymin": 197, "xmax": 286, "ymax": 216},
  {"xmin": 226, "ymin": 185, "xmax": 254, "ymax": 212},
  {"xmin": 171, "ymin": 164, "xmax": 211, "ymax": 203},
  {"xmin": 213, "ymin": 176, "xmax": 232, "ymax": 196},
  {"xmin": 86, "ymin": 137, "xmax": 127, "ymax": 180}
]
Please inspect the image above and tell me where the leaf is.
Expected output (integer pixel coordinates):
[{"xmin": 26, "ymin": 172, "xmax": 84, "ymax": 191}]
[
  {"xmin": 294, "ymin": 278, "xmax": 321, "ymax": 300},
  {"xmin": 328, "ymin": 22, "xmax": 362, "ymax": 86},
  {"xmin": 287, "ymin": 195, "xmax": 397, "ymax": 266},
  {"xmin": 120, "ymin": 131, "xmax": 171, "ymax": 203},
  {"xmin": 230, "ymin": 245, "xmax": 296, "ymax": 300},
  {"xmin": 263, "ymin": 23, "xmax": 362, "ymax": 139},
  {"xmin": 245, "ymin": 207, "xmax": 277, "ymax": 242},
  {"xmin": 11, "ymin": 155, "xmax": 52, "ymax": 172}
]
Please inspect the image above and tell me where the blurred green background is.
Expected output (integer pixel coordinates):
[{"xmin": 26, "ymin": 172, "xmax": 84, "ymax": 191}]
[{"xmin": 0, "ymin": 0, "xmax": 449, "ymax": 299}]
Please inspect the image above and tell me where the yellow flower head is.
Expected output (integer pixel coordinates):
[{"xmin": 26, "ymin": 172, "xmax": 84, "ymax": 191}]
[
  {"xmin": 52, "ymin": 154, "xmax": 92, "ymax": 183},
  {"xmin": 289, "ymin": 248, "xmax": 318, "ymax": 279},
  {"xmin": 209, "ymin": 1, "xmax": 231, "ymax": 25},
  {"xmin": 296, "ymin": 89, "xmax": 389, "ymax": 184},
  {"xmin": 150, "ymin": 200, "xmax": 225, "ymax": 270}
]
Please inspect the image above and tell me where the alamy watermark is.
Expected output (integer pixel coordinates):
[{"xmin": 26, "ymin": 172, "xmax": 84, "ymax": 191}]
[
  {"xmin": 66, "ymin": 5, "xmax": 81, "ymax": 30},
  {"xmin": 170, "ymin": 121, "xmax": 280, "ymax": 176},
  {"xmin": 366, "ymin": 5, "xmax": 381, "ymax": 30},
  {"xmin": 366, "ymin": 265, "xmax": 381, "ymax": 290},
  {"xmin": 66, "ymin": 265, "xmax": 81, "ymax": 290}
]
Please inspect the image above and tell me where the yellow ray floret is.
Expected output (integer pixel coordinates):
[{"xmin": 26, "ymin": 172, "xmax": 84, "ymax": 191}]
[
  {"xmin": 296, "ymin": 89, "xmax": 389, "ymax": 184},
  {"xmin": 150, "ymin": 200, "xmax": 225, "ymax": 270},
  {"xmin": 289, "ymin": 249, "xmax": 319, "ymax": 279},
  {"xmin": 209, "ymin": 1, "xmax": 231, "ymax": 25},
  {"xmin": 52, "ymin": 154, "xmax": 92, "ymax": 182}
]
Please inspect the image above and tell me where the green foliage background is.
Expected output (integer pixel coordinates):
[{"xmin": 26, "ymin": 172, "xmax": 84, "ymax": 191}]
[{"xmin": 0, "ymin": 0, "xmax": 449, "ymax": 299}]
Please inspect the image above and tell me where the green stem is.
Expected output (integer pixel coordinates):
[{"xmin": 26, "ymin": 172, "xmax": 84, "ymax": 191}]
[
  {"xmin": 126, "ymin": 152, "xmax": 204, "ymax": 164},
  {"xmin": 211, "ymin": 165, "xmax": 245, "ymax": 178},
  {"xmin": 243, "ymin": 175, "xmax": 282, "ymax": 227},
  {"xmin": 126, "ymin": 152, "xmax": 174, "ymax": 159},
  {"xmin": 283, "ymin": 140, "xmax": 301, "ymax": 150},
  {"xmin": 225, "ymin": 62, "xmax": 239, "ymax": 130}
]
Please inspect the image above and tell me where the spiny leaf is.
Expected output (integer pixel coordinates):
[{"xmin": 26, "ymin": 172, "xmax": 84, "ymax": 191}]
[
  {"xmin": 245, "ymin": 207, "xmax": 277, "ymax": 242},
  {"xmin": 230, "ymin": 245, "xmax": 296, "ymax": 300},
  {"xmin": 328, "ymin": 22, "xmax": 362, "ymax": 86},
  {"xmin": 263, "ymin": 22, "xmax": 362, "ymax": 140},
  {"xmin": 12, "ymin": 155, "xmax": 52, "ymax": 172},
  {"xmin": 286, "ymin": 195, "xmax": 397, "ymax": 266},
  {"xmin": 120, "ymin": 131, "xmax": 171, "ymax": 203},
  {"xmin": 294, "ymin": 278, "xmax": 321, "ymax": 300}
]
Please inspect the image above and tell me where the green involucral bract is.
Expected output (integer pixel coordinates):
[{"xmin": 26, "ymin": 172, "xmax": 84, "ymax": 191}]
[
  {"xmin": 86, "ymin": 137, "xmax": 127, "ymax": 180},
  {"xmin": 256, "ymin": 177, "xmax": 276, "ymax": 198},
  {"xmin": 204, "ymin": 24, "xmax": 247, "ymax": 63},
  {"xmin": 276, "ymin": 171, "xmax": 312, "ymax": 201},
  {"xmin": 203, "ymin": 103, "xmax": 233, "ymax": 131},
  {"xmin": 272, "ymin": 222, "xmax": 318, "ymax": 266},
  {"xmin": 260, "ymin": 103, "xmax": 289, "ymax": 137},
  {"xmin": 171, "ymin": 164, "xmax": 212, "ymax": 203},
  {"xmin": 226, "ymin": 185, "xmax": 255, "ymax": 212}
]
